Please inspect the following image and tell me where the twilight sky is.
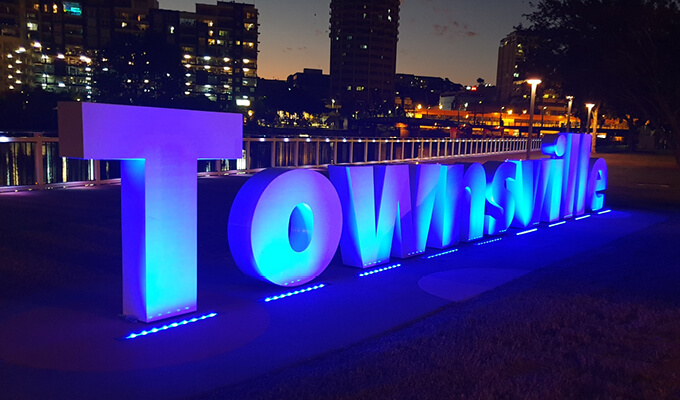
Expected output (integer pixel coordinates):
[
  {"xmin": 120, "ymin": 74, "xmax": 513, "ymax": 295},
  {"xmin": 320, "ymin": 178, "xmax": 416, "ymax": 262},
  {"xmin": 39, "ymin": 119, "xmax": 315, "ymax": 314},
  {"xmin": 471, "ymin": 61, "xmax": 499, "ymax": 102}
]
[{"xmin": 159, "ymin": 0, "xmax": 534, "ymax": 86}]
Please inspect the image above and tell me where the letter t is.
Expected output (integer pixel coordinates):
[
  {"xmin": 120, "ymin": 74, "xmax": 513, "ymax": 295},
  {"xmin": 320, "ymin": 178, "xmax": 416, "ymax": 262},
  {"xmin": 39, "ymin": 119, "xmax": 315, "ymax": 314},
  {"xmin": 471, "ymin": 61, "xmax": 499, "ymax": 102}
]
[{"xmin": 58, "ymin": 103, "xmax": 242, "ymax": 322}]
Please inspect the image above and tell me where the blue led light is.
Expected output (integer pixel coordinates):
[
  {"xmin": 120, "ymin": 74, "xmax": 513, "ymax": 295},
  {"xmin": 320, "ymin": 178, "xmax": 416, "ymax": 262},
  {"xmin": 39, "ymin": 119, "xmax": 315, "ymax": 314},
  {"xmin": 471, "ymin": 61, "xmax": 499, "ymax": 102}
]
[
  {"xmin": 597, "ymin": 209, "xmax": 611, "ymax": 215},
  {"xmin": 548, "ymin": 221, "xmax": 566, "ymax": 227},
  {"xmin": 359, "ymin": 263, "xmax": 401, "ymax": 277},
  {"xmin": 124, "ymin": 312, "xmax": 218, "ymax": 340},
  {"xmin": 475, "ymin": 238, "xmax": 503, "ymax": 246},
  {"xmin": 263, "ymin": 284, "xmax": 326, "ymax": 302},
  {"xmin": 575, "ymin": 214, "xmax": 591, "ymax": 221},
  {"xmin": 425, "ymin": 248, "xmax": 459, "ymax": 259},
  {"xmin": 516, "ymin": 228, "xmax": 538, "ymax": 236}
]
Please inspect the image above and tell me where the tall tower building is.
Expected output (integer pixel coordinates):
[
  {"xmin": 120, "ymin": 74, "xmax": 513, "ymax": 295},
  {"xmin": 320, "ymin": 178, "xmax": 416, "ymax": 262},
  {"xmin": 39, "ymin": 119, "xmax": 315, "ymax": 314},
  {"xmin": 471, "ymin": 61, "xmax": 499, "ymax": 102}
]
[
  {"xmin": 496, "ymin": 31, "xmax": 525, "ymax": 106},
  {"xmin": 329, "ymin": 0, "xmax": 399, "ymax": 114}
]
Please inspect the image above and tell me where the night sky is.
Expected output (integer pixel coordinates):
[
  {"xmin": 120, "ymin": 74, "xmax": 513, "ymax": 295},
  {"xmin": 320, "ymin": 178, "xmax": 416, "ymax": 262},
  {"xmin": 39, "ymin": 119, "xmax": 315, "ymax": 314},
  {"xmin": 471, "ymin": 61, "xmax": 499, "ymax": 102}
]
[{"xmin": 159, "ymin": 0, "xmax": 533, "ymax": 86}]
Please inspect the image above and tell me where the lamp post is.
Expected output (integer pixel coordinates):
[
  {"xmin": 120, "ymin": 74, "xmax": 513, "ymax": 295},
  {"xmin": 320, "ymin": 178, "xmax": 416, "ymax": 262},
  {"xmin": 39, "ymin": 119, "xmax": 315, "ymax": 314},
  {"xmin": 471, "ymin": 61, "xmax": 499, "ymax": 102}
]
[
  {"xmin": 585, "ymin": 103, "xmax": 595, "ymax": 134},
  {"xmin": 541, "ymin": 106, "xmax": 546, "ymax": 127},
  {"xmin": 526, "ymin": 78, "xmax": 541, "ymax": 160},
  {"xmin": 565, "ymin": 95, "xmax": 573, "ymax": 131}
]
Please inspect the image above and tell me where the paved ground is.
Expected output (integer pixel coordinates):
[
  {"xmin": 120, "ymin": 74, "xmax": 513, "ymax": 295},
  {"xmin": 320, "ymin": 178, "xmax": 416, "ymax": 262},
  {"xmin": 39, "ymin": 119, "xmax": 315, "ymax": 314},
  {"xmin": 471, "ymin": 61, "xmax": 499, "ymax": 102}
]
[{"xmin": 0, "ymin": 151, "xmax": 678, "ymax": 399}]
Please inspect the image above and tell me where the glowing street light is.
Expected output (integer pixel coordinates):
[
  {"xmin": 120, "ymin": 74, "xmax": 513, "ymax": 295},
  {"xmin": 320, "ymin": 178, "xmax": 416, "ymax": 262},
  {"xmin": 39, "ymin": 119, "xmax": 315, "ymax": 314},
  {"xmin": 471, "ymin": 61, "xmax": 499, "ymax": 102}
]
[
  {"xmin": 526, "ymin": 78, "xmax": 541, "ymax": 160},
  {"xmin": 585, "ymin": 103, "xmax": 595, "ymax": 134},
  {"xmin": 566, "ymin": 96, "xmax": 574, "ymax": 131}
]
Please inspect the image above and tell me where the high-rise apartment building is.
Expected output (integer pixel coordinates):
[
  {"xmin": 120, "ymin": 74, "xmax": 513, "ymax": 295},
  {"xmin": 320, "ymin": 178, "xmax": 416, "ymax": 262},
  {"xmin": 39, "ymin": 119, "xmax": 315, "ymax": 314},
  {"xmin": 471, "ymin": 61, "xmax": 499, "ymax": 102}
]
[
  {"xmin": 1, "ymin": 1, "xmax": 257, "ymax": 109},
  {"xmin": 496, "ymin": 31, "xmax": 525, "ymax": 106},
  {"xmin": 149, "ymin": 1, "xmax": 258, "ymax": 107},
  {"xmin": 329, "ymin": 0, "xmax": 399, "ymax": 114}
]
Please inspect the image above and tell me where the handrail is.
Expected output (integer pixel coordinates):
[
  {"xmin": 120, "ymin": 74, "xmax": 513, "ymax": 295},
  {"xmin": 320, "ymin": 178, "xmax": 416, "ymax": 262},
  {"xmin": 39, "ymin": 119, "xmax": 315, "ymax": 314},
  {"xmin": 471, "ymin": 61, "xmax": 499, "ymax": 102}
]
[{"xmin": 0, "ymin": 134, "xmax": 542, "ymax": 192}]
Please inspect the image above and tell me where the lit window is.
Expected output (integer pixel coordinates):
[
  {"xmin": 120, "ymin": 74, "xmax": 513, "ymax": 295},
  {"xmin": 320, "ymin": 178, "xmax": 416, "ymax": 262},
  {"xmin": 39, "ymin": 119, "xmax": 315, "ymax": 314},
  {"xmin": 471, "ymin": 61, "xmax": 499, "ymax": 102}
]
[
  {"xmin": 170, "ymin": 26, "xmax": 175, "ymax": 34},
  {"xmin": 63, "ymin": 2, "xmax": 82, "ymax": 16}
]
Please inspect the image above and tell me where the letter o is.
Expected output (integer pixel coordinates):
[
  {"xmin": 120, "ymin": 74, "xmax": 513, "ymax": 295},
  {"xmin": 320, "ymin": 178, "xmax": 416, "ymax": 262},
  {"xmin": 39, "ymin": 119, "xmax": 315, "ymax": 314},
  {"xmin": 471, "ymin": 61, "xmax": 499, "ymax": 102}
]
[{"xmin": 228, "ymin": 168, "xmax": 342, "ymax": 286}]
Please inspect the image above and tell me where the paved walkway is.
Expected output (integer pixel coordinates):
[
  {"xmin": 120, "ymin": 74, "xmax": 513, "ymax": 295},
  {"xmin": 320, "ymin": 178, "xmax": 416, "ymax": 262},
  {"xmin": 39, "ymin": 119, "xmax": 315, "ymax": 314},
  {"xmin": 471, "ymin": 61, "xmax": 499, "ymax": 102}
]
[{"xmin": 0, "ymin": 151, "xmax": 677, "ymax": 399}]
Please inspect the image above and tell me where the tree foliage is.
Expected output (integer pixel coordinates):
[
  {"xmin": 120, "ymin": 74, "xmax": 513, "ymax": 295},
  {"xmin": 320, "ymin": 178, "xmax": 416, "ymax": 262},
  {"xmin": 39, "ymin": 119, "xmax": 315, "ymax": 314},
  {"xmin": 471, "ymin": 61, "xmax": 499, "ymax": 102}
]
[
  {"xmin": 93, "ymin": 34, "xmax": 223, "ymax": 112},
  {"xmin": 520, "ymin": 0, "xmax": 680, "ymax": 162},
  {"xmin": 0, "ymin": 90, "xmax": 73, "ymax": 131}
]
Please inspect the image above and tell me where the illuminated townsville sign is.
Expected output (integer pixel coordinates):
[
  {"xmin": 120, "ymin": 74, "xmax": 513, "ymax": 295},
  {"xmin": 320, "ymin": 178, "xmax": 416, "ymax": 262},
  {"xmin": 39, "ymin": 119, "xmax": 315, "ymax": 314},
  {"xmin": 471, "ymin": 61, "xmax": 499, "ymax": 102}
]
[
  {"xmin": 58, "ymin": 103, "xmax": 607, "ymax": 322},
  {"xmin": 231, "ymin": 133, "xmax": 607, "ymax": 278}
]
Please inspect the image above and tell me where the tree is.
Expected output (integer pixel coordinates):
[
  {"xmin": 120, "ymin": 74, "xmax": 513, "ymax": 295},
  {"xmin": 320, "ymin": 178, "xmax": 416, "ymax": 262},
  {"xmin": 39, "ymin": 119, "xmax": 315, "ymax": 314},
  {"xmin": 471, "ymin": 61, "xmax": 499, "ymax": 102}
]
[
  {"xmin": 0, "ymin": 90, "xmax": 73, "ymax": 131},
  {"xmin": 94, "ymin": 34, "xmax": 186, "ymax": 108},
  {"xmin": 519, "ymin": 0, "xmax": 680, "ymax": 163}
]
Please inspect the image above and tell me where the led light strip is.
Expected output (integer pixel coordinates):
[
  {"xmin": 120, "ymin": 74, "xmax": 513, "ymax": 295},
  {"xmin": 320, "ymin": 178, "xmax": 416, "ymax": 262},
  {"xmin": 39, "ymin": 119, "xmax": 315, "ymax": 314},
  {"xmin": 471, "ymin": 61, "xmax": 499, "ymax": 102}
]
[
  {"xmin": 425, "ymin": 248, "xmax": 459, "ymax": 259},
  {"xmin": 516, "ymin": 228, "xmax": 538, "ymax": 236},
  {"xmin": 597, "ymin": 209, "xmax": 612, "ymax": 215},
  {"xmin": 475, "ymin": 238, "xmax": 503, "ymax": 246},
  {"xmin": 263, "ymin": 284, "xmax": 326, "ymax": 302},
  {"xmin": 359, "ymin": 263, "xmax": 401, "ymax": 277},
  {"xmin": 124, "ymin": 312, "xmax": 218, "ymax": 340},
  {"xmin": 575, "ymin": 214, "xmax": 591, "ymax": 221},
  {"xmin": 548, "ymin": 221, "xmax": 566, "ymax": 227}
]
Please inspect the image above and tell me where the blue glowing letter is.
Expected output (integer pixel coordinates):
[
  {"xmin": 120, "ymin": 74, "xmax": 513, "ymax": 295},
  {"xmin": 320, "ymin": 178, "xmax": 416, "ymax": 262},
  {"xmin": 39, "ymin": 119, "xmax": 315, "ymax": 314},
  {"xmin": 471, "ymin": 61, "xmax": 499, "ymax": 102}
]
[
  {"xmin": 483, "ymin": 161, "xmax": 517, "ymax": 236},
  {"xmin": 507, "ymin": 160, "xmax": 537, "ymax": 228},
  {"xmin": 329, "ymin": 164, "xmax": 415, "ymax": 267},
  {"xmin": 228, "ymin": 169, "xmax": 342, "ymax": 286},
  {"xmin": 58, "ymin": 102, "xmax": 242, "ymax": 322},
  {"xmin": 459, "ymin": 163, "xmax": 486, "ymax": 242},
  {"xmin": 587, "ymin": 158, "xmax": 608, "ymax": 211},
  {"xmin": 427, "ymin": 164, "xmax": 464, "ymax": 248},
  {"xmin": 402, "ymin": 163, "xmax": 440, "ymax": 256},
  {"xmin": 534, "ymin": 158, "xmax": 564, "ymax": 223}
]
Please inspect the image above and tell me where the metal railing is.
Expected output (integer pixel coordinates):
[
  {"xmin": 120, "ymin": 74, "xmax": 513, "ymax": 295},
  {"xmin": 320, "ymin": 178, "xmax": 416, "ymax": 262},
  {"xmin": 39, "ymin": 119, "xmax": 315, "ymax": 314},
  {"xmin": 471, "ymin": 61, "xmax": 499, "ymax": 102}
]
[{"xmin": 0, "ymin": 134, "xmax": 542, "ymax": 192}]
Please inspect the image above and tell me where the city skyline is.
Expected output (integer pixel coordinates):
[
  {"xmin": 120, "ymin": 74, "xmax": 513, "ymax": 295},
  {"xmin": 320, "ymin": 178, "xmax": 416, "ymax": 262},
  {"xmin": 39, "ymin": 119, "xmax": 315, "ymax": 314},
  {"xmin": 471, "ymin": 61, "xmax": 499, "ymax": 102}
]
[{"xmin": 159, "ymin": 0, "xmax": 533, "ymax": 86}]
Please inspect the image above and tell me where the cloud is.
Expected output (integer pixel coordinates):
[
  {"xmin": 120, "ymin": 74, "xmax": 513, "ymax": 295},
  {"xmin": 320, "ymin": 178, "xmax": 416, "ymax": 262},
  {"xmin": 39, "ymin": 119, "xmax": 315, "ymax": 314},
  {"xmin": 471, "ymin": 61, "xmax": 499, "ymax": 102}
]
[
  {"xmin": 433, "ymin": 24, "xmax": 449, "ymax": 36},
  {"xmin": 282, "ymin": 46, "xmax": 309, "ymax": 53}
]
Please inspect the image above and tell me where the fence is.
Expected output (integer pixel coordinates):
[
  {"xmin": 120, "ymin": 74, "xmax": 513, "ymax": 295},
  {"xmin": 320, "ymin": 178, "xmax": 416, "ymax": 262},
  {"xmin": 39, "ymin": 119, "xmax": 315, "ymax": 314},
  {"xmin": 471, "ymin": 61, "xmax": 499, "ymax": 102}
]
[{"xmin": 0, "ymin": 133, "xmax": 542, "ymax": 192}]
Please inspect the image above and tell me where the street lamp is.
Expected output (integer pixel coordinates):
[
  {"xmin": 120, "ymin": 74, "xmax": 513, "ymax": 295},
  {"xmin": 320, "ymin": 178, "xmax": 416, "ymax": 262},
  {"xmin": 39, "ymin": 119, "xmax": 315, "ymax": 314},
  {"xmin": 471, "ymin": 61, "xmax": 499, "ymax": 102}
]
[
  {"xmin": 526, "ymin": 78, "xmax": 541, "ymax": 160},
  {"xmin": 541, "ymin": 106, "xmax": 547, "ymax": 127},
  {"xmin": 585, "ymin": 103, "xmax": 595, "ymax": 134},
  {"xmin": 565, "ymin": 96, "xmax": 574, "ymax": 131}
]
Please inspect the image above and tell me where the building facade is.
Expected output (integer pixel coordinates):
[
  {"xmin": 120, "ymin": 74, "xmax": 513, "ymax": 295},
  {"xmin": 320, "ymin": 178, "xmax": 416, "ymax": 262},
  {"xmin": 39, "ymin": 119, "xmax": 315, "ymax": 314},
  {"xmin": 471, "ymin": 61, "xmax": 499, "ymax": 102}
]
[
  {"xmin": 148, "ymin": 2, "xmax": 258, "ymax": 107},
  {"xmin": 329, "ymin": 0, "xmax": 399, "ymax": 115},
  {"xmin": 1, "ymin": 0, "xmax": 257, "ymax": 109},
  {"xmin": 496, "ymin": 31, "xmax": 526, "ymax": 106}
]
